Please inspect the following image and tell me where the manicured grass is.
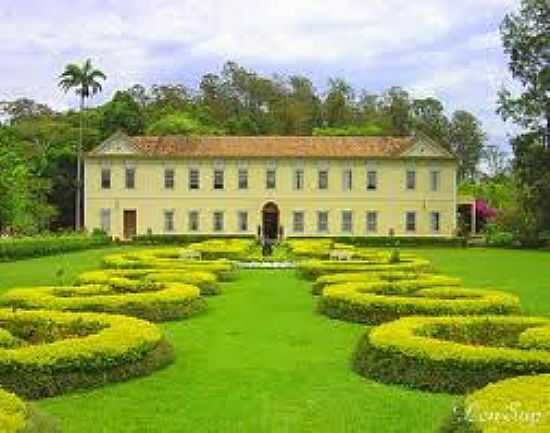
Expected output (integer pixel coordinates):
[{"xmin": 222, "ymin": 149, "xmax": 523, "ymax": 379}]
[{"xmin": 0, "ymin": 246, "xmax": 547, "ymax": 432}]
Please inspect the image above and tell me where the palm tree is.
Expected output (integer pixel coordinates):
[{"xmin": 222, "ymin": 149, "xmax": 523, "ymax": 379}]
[{"xmin": 58, "ymin": 59, "xmax": 106, "ymax": 230}]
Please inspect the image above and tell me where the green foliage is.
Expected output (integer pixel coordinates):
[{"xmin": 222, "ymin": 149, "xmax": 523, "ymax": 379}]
[
  {"xmin": 146, "ymin": 112, "xmax": 224, "ymax": 135},
  {"xmin": 312, "ymin": 123, "xmax": 385, "ymax": 136},
  {"xmin": 486, "ymin": 230, "xmax": 515, "ymax": 247},
  {"xmin": 101, "ymin": 90, "xmax": 145, "ymax": 136},
  {"xmin": 449, "ymin": 111, "xmax": 486, "ymax": 181}
]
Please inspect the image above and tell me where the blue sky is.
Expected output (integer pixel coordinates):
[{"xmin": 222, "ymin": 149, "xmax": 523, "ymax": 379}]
[{"xmin": 0, "ymin": 0, "xmax": 520, "ymax": 149}]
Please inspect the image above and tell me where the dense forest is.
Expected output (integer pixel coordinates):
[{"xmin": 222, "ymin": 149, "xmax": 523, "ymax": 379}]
[{"xmin": 0, "ymin": 0, "xmax": 547, "ymax": 246}]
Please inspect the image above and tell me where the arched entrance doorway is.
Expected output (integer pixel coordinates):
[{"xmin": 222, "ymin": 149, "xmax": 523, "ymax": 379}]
[{"xmin": 262, "ymin": 202, "xmax": 279, "ymax": 241}]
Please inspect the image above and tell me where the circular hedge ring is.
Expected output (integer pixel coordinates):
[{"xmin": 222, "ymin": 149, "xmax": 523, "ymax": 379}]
[
  {"xmin": 319, "ymin": 283, "xmax": 520, "ymax": 324},
  {"xmin": 445, "ymin": 374, "xmax": 550, "ymax": 433},
  {"xmin": 353, "ymin": 315, "xmax": 550, "ymax": 393},
  {"xmin": 0, "ymin": 309, "xmax": 172, "ymax": 399},
  {"xmin": 77, "ymin": 269, "xmax": 221, "ymax": 296},
  {"xmin": 0, "ymin": 282, "xmax": 206, "ymax": 322}
]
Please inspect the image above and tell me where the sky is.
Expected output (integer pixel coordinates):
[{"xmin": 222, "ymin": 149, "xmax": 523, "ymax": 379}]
[{"xmin": 0, "ymin": 0, "xmax": 522, "ymax": 149}]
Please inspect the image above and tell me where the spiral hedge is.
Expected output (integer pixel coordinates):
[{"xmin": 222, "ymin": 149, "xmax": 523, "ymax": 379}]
[
  {"xmin": 352, "ymin": 315, "xmax": 550, "ymax": 394},
  {"xmin": 319, "ymin": 283, "xmax": 520, "ymax": 324},
  {"xmin": 77, "ymin": 269, "xmax": 220, "ymax": 296},
  {"xmin": 0, "ymin": 388, "xmax": 26, "ymax": 432},
  {"xmin": 0, "ymin": 309, "xmax": 172, "ymax": 399},
  {"xmin": 443, "ymin": 374, "xmax": 550, "ymax": 433},
  {"xmin": 0, "ymin": 282, "xmax": 205, "ymax": 322}
]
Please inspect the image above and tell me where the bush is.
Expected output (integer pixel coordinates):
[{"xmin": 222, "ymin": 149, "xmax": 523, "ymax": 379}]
[
  {"xmin": 352, "ymin": 315, "xmax": 550, "ymax": 394},
  {"xmin": 319, "ymin": 283, "xmax": 520, "ymax": 324},
  {"xmin": 326, "ymin": 236, "xmax": 462, "ymax": 248},
  {"xmin": 132, "ymin": 234, "xmax": 255, "ymax": 245},
  {"xmin": 296, "ymin": 258, "xmax": 432, "ymax": 280},
  {"xmin": 188, "ymin": 238, "xmax": 255, "ymax": 260},
  {"xmin": 286, "ymin": 239, "xmax": 335, "ymax": 259},
  {"xmin": 0, "ymin": 282, "xmax": 206, "ymax": 322},
  {"xmin": 487, "ymin": 231, "xmax": 515, "ymax": 247},
  {"xmin": 0, "ymin": 389, "xmax": 61, "ymax": 433},
  {"xmin": 442, "ymin": 374, "xmax": 550, "ymax": 433},
  {"xmin": 77, "ymin": 269, "xmax": 220, "ymax": 296},
  {"xmin": 0, "ymin": 233, "xmax": 111, "ymax": 262},
  {"xmin": 0, "ymin": 309, "xmax": 173, "ymax": 399}
]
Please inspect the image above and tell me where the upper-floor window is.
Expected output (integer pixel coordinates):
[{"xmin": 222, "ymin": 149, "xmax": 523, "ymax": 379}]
[
  {"xmin": 366, "ymin": 211, "xmax": 378, "ymax": 233},
  {"xmin": 342, "ymin": 169, "xmax": 353, "ymax": 191},
  {"xmin": 406, "ymin": 170, "xmax": 416, "ymax": 190},
  {"xmin": 238, "ymin": 169, "xmax": 248, "ymax": 190},
  {"xmin": 125, "ymin": 168, "xmax": 135, "ymax": 189},
  {"xmin": 164, "ymin": 210, "xmax": 175, "ymax": 232},
  {"xmin": 405, "ymin": 211, "xmax": 416, "ymax": 232},
  {"xmin": 367, "ymin": 170, "xmax": 377, "ymax": 190},
  {"xmin": 318, "ymin": 170, "xmax": 328, "ymax": 190},
  {"xmin": 430, "ymin": 170, "xmax": 440, "ymax": 192},
  {"xmin": 164, "ymin": 168, "xmax": 175, "ymax": 189},
  {"xmin": 238, "ymin": 211, "xmax": 248, "ymax": 232},
  {"xmin": 430, "ymin": 211, "xmax": 441, "ymax": 233},
  {"xmin": 293, "ymin": 211, "xmax": 304, "ymax": 233},
  {"xmin": 266, "ymin": 169, "xmax": 276, "ymax": 190},
  {"xmin": 213, "ymin": 211, "xmax": 224, "ymax": 232},
  {"xmin": 189, "ymin": 169, "xmax": 200, "ymax": 190},
  {"xmin": 101, "ymin": 168, "xmax": 111, "ymax": 189},
  {"xmin": 341, "ymin": 210, "xmax": 353, "ymax": 233},
  {"xmin": 317, "ymin": 211, "xmax": 329, "ymax": 233},
  {"xmin": 213, "ymin": 169, "xmax": 224, "ymax": 190},
  {"xmin": 293, "ymin": 169, "xmax": 304, "ymax": 190},
  {"xmin": 100, "ymin": 208, "xmax": 111, "ymax": 233},
  {"xmin": 188, "ymin": 210, "xmax": 199, "ymax": 232}
]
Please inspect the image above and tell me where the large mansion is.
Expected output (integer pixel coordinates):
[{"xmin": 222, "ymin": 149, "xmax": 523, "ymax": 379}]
[{"xmin": 84, "ymin": 133, "xmax": 458, "ymax": 240}]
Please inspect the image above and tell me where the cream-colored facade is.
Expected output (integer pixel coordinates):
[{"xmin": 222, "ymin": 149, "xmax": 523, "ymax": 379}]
[{"xmin": 84, "ymin": 134, "xmax": 458, "ymax": 239}]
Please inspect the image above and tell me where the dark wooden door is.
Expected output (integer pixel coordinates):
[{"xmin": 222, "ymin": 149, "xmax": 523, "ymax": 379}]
[
  {"xmin": 262, "ymin": 202, "xmax": 279, "ymax": 240},
  {"xmin": 123, "ymin": 210, "xmax": 137, "ymax": 240}
]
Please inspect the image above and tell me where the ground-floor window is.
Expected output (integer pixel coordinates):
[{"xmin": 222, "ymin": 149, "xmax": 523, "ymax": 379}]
[
  {"xmin": 164, "ymin": 210, "xmax": 175, "ymax": 232},
  {"xmin": 100, "ymin": 208, "xmax": 111, "ymax": 233},
  {"xmin": 188, "ymin": 211, "xmax": 199, "ymax": 232},
  {"xmin": 366, "ymin": 211, "xmax": 377, "ymax": 233},
  {"xmin": 317, "ymin": 211, "xmax": 329, "ymax": 233},
  {"xmin": 430, "ymin": 211, "xmax": 441, "ymax": 233},
  {"xmin": 213, "ymin": 211, "xmax": 224, "ymax": 232},
  {"xmin": 405, "ymin": 211, "xmax": 416, "ymax": 233},
  {"xmin": 292, "ymin": 211, "xmax": 304, "ymax": 233},
  {"xmin": 341, "ymin": 210, "xmax": 353, "ymax": 233},
  {"xmin": 238, "ymin": 211, "xmax": 248, "ymax": 232}
]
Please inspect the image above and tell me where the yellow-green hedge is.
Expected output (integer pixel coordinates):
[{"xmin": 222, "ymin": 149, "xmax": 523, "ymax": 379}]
[
  {"xmin": 296, "ymin": 258, "xmax": 432, "ymax": 279},
  {"xmin": 286, "ymin": 239, "xmax": 335, "ymax": 258},
  {"xmin": 319, "ymin": 283, "xmax": 520, "ymax": 324},
  {"xmin": 77, "ymin": 269, "xmax": 220, "ymax": 295},
  {"xmin": 0, "ymin": 388, "xmax": 26, "ymax": 433},
  {"xmin": 353, "ymin": 315, "xmax": 550, "ymax": 393},
  {"xmin": 312, "ymin": 271, "xmax": 458, "ymax": 294},
  {"xmin": 0, "ymin": 282, "xmax": 205, "ymax": 322},
  {"xmin": 0, "ymin": 309, "xmax": 172, "ymax": 399},
  {"xmin": 444, "ymin": 374, "xmax": 550, "ymax": 433},
  {"xmin": 187, "ymin": 238, "xmax": 255, "ymax": 260}
]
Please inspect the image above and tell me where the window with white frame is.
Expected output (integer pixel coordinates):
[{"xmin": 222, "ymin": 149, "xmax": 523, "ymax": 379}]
[
  {"xmin": 292, "ymin": 211, "xmax": 304, "ymax": 233},
  {"xmin": 430, "ymin": 170, "xmax": 440, "ymax": 192},
  {"xmin": 238, "ymin": 169, "xmax": 248, "ymax": 190},
  {"xmin": 341, "ymin": 210, "xmax": 353, "ymax": 233},
  {"xmin": 406, "ymin": 169, "xmax": 416, "ymax": 190},
  {"xmin": 342, "ymin": 169, "xmax": 353, "ymax": 191},
  {"xmin": 318, "ymin": 170, "xmax": 328, "ymax": 190},
  {"xmin": 100, "ymin": 209, "xmax": 111, "ymax": 233},
  {"xmin": 366, "ymin": 211, "xmax": 378, "ymax": 233},
  {"xmin": 430, "ymin": 211, "xmax": 441, "ymax": 233},
  {"xmin": 405, "ymin": 211, "xmax": 416, "ymax": 232},
  {"xmin": 266, "ymin": 169, "xmax": 276, "ymax": 189},
  {"xmin": 317, "ymin": 211, "xmax": 329, "ymax": 233},
  {"xmin": 164, "ymin": 210, "xmax": 175, "ymax": 232},
  {"xmin": 213, "ymin": 211, "xmax": 224, "ymax": 232},
  {"xmin": 101, "ymin": 168, "xmax": 111, "ymax": 189},
  {"xmin": 367, "ymin": 170, "xmax": 377, "ymax": 190},
  {"xmin": 125, "ymin": 167, "xmax": 135, "ymax": 189},
  {"xmin": 213, "ymin": 169, "xmax": 224, "ymax": 190},
  {"xmin": 293, "ymin": 169, "xmax": 304, "ymax": 190},
  {"xmin": 238, "ymin": 211, "xmax": 248, "ymax": 232},
  {"xmin": 189, "ymin": 168, "xmax": 200, "ymax": 190},
  {"xmin": 164, "ymin": 168, "xmax": 175, "ymax": 189},
  {"xmin": 188, "ymin": 211, "xmax": 199, "ymax": 232}
]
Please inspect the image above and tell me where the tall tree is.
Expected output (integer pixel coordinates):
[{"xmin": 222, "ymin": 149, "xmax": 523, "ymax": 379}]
[
  {"xmin": 101, "ymin": 91, "xmax": 145, "ymax": 136},
  {"xmin": 449, "ymin": 110, "xmax": 486, "ymax": 182},
  {"xmin": 323, "ymin": 78, "xmax": 355, "ymax": 127},
  {"xmin": 382, "ymin": 87, "xmax": 412, "ymax": 135},
  {"xmin": 58, "ymin": 59, "xmax": 106, "ymax": 230},
  {"xmin": 498, "ymin": 0, "xmax": 550, "ymax": 240},
  {"xmin": 411, "ymin": 97, "xmax": 450, "ymax": 145}
]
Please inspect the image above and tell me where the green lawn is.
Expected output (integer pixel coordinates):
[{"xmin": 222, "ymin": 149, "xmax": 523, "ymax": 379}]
[{"xmin": 0, "ymin": 246, "xmax": 548, "ymax": 432}]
